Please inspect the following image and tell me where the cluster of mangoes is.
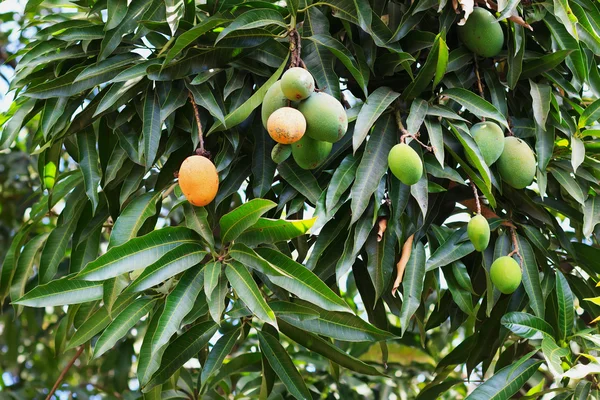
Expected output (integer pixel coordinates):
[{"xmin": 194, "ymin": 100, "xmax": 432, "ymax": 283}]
[{"xmin": 262, "ymin": 67, "xmax": 348, "ymax": 169}]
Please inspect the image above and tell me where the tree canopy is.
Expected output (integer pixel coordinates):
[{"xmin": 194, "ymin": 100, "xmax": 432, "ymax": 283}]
[{"xmin": 2, "ymin": 0, "xmax": 600, "ymax": 399}]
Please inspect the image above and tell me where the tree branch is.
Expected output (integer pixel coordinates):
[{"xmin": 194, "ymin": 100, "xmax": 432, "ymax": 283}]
[
  {"xmin": 46, "ymin": 346, "xmax": 85, "ymax": 400},
  {"xmin": 470, "ymin": 180, "xmax": 482, "ymax": 215},
  {"xmin": 508, "ymin": 227, "xmax": 523, "ymax": 265},
  {"xmin": 188, "ymin": 91, "xmax": 208, "ymax": 157}
]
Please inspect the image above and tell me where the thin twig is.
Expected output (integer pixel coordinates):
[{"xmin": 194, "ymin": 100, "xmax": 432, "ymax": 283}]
[
  {"xmin": 162, "ymin": 182, "xmax": 178, "ymax": 200},
  {"xmin": 288, "ymin": 29, "xmax": 303, "ymax": 68},
  {"xmin": 46, "ymin": 346, "xmax": 85, "ymax": 400},
  {"xmin": 392, "ymin": 234, "xmax": 415, "ymax": 296},
  {"xmin": 470, "ymin": 180, "xmax": 482, "ymax": 215},
  {"xmin": 188, "ymin": 91, "xmax": 207, "ymax": 156},
  {"xmin": 508, "ymin": 227, "xmax": 523, "ymax": 265},
  {"xmin": 395, "ymin": 109, "xmax": 433, "ymax": 151}
]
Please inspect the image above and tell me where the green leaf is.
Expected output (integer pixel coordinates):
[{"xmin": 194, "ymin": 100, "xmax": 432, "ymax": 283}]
[
  {"xmin": 99, "ymin": 0, "xmax": 152, "ymax": 60},
  {"xmin": 231, "ymin": 244, "xmax": 349, "ymax": 312},
  {"xmin": 366, "ymin": 228, "xmax": 397, "ymax": 303},
  {"xmin": 94, "ymin": 78, "xmax": 146, "ymax": 117},
  {"xmin": 226, "ymin": 261, "xmax": 277, "ymax": 327},
  {"xmin": 75, "ymin": 53, "xmax": 140, "ymax": 84},
  {"xmin": 182, "ymin": 203, "xmax": 214, "ymax": 249},
  {"xmin": 77, "ymin": 129, "xmax": 101, "ymax": 213},
  {"xmin": 93, "ymin": 298, "xmax": 156, "ymax": 358},
  {"xmin": 571, "ymin": 135, "xmax": 585, "ymax": 173},
  {"xmin": 200, "ymin": 327, "xmax": 241, "ymax": 387},
  {"xmin": 402, "ymin": 34, "xmax": 447, "ymax": 100},
  {"xmin": 399, "ymin": 242, "xmax": 426, "ymax": 336},
  {"xmin": 111, "ymin": 59, "xmax": 162, "ymax": 83},
  {"xmin": 203, "ymin": 262, "xmax": 220, "ymax": 301},
  {"xmin": 442, "ymin": 88, "xmax": 509, "ymax": 129},
  {"xmin": 426, "ymin": 229, "xmax": 475, "ymax": 271},
  {"xmin": 352, "ymin": 87, "xmax": 400, "ymax": 151},
  {"xmin": 208, "ymin": 273, "xmax": 228, "ymax": 324},
  {"xmin": 9, "ymin": 233, "xmax": 50, "ymax": 309},
  {"xmin": 106, "ymin": 0, "xmax": 127, "ymax": 30},
  {"xmin": 66, "ymin": 293, "xmax": 138, "ymax": 349},
  {"xmin": 14, "ymin": 276, "xmax": 103, "ymax": 307},
  {"xmin": 542, "ymin": 336, "xmax": 569, "ymax": 376},
  {"xmin": 553, "ymin": 0, "xmax": 578, "ymax": 40},
  {"xmin": 207, "ymin": 54, "xmax": 288, "ymax": 134},
  {"xmin": 529, "ymin": 80, "xmax": 551, "ymax": 128},
  {"xmin": 165, "ymin": 0, "xmax": 184, "ymax": 35},
  {"xmin": 555, "ymin": 271, "xmax": 574, "ymax": 341},
  {"xmin": 216, "ymin": 9, "xmax": 286, "ymax": 43},
  {"xmin": 137, "ymin": 304, "xmax": 164, "ymax": 386},
  {"xmin": 351, "ymin": 113, "xmax": 396, "ymax": 224},
  {"xmin": 520, "ymin": 50, "xmax": 572, "ymax": 79},
  {"xmin": 77, "ymin": 227, "xmax": 199, "ymax": 281},
  {"xmin": 406, "ymin": 99, "xmax": 429, "ymax": 134},
  {"xmin": 326, "ymin": 154, "xmax": 359, "ymax": 212},
  {"xmin": 583, "ymin": 196, "xmax": 600, "ymax": 239},
  {"xmin": 278, "ymin": 319, "xmax": 382, "ymax": 376},
  {"xmin": 278, "ymin": 299, "xmax": 396, "ymax": 342},
  {"xmin": 143, "ymin": 90, "xmax": 161, "ymax": 169},
  {"xmin": 277, "ymin": 161, "xmax": 322, "ymax": 205},
  {"xmin": 144, "ymin": 321, "xmax": 218, "ymax": 391},
  {"xmin": 579, "ymin": 97, "xmax": 600, "ymax": 128},
  {"xmin": 163, "ymin": 17, "xmax": 229, "ymax": 66},
  {"xmin": 424, "ymin": 118, "xmax": 445, "ymax": 167},
  {"xmin": 535, "ymin": 124, "xmax": 555, "ymax": 171},
  {"xmin": 186, "ymin": 82, "xmax": 225, "ymax": 126},
  {"xmin": 269, "ymin": 301, "xmax": 320, "ymax": 320},
  {"xmin": 102, "ymin": 275, "xmax": 128, "ymax": 317},
  {"xmin": 501, "ymin": 311, "xmax": 555, "ymax": 338},
  {"xmin": 465, "ymin": 359, "xmax": 543, "ymax": 400},
  {"xmin": 306, "ymin": 34, "xmax": 368, "ymax": 96},
  {"xmin": 574, "ymin": 381, "xmax": 592, "ymax": 400},
  {"xmin": 219, "ymin": 198, "xmax": 276, "ymax": 243},
  {"xmin": 151, "ymin": 266, "xmax": 205, "ymax": 355},
  {"xmin": 125, "ymin": 243, "xmax": 206, "ymax": 293},
  {"xmin": 550, "ymin": 168, "xmax": 586, "ymax": 205},
  {"xmin": 448, "ymin": 122, "xmax": 492, "ymax": 191},
  {"xmin": 516, "ymin": 234, "xmax": 545, "ymax": 318},
  {"xmin": 258, "ymin": 331, "xmax": 312, "ymax": 400},
  {"xmin": 237, "ymin": 217, "xmax": 316, "ymax": 247},
  {"xmin": 109, "ymin": 191, "xmax": 161, "ymax": 248}
]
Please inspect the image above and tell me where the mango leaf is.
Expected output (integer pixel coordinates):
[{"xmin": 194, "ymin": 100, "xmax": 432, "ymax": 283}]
[
  {"xmin": 225, "ymin": 261, "xmax": 277, "ymax": 327},
  {"xmin": 542, "ymin": 336, "xmax": 569, "ymax": 376},
  {"xmin": 399, "ymin": 242, "xmax": 426, "ymax": 336},
  {"xmin": 555, "ymin": 271, "xmax": 574, "ymax": 341},
  {"xmin": 144, "ymin": 321, "xmax": 218, "ymax": 391},
  {"xmin": 269, "ymin": 301, "xmax": 320, "ymax": 321},
  {"xmin": 208, "ymin": 274, "xmax": 228, "ymax": 324},
  {"xmin": 200, "ymin": 327, "xmax": 241, "ymax": 387},
  {"xmin": 163, "ymin": 17, "xmax": 229, "ymax": 66},
  {"xmin": 182, "ymin": 203, "xmax": 214, "ymax": 249},
  {"xmin": 326, "ymin": 154, "xmax": 360, "ymax": 212},
  {"xmin": 109, "ymin": 191, "xmax": 161, "ymax": 248},
  {"xmin": 125, "ymin": 243, "xmax": 206, "ymax": 293},
  {"xmin": 520, "ymin": 50, "xmax": 572, "ymax": 79},
  {"xmin": 219, "ymin": 198, "xmax": 276, "ymax": 243},
  {"xmin": 150, "ymin": 266, "xmax": 205, "ymax": 354},
  {"xmin": 426, "ymin": 228, "xmax": 475, "ymax": 271},
  {"xmin": 529, "ymin": 80, "xmax": 551, "ymax": 128},
  {"xmin": 14, "ymin": 276, "xmax": 103, "ymax": 307},
  {"xmin": 77, "ymin": 129, "xmax": 101, "ymax": 213},
  {"xmin": 258, "ymin": 331, "xmax": 312, "ymax": 400},
  {"xmin": 93, "ymin": 298, "xmax": 156, "ymax": 358},
  {"xmin": 465, "ymin": 359, "xmax": 543, "ymax": 399},
  {"xmin": 143, "ymin": 90, "xmax": 161, "ymax": 169},
  {"xmin": 583, "ymin": 196, "xmax": 600, "ymax": 239},
  {"xmin": 216, "ymin": 9, "xmax": 286, "ymax": 43},
  {"xmin": 277, "ymin": 161, "xmax": 321, "ymax": 205},
  {"xmin": 77, "ymin": 227, "xmax": 199, "ymax": 281},
  {"xmin": 402, "ymin": 34, "xmax": 447, "ymax": 100},
  {"xmin": 579, "ymin": 97, "xmax": 600, "ymax": 128},
  {"xmin": 501, "ymin": 311, "xmax": 555, "ymax": 338},
  {"xmin": 516, "ymin": 234, "xmax": 545, "ymax": 318},
  {"xmin": 351, "ymin": 113, "xmax": 396, "ymax": 223},
  {"xmin": 204, "ymin": 261, "xmax": 220, "ymax": 300},
  {"xmin": 442, "ymin": 88, "xmax": 509, "ymax": 129},
  {"xmin": 9, "ymin": 233, "xmax": 49, "ymax": 312},
  {"xmin": 237, "ymin": 217, "xmax": 316, "ymax": 246},
  {"xmin": 352, "ymin": 87, "xmax": 400, "ymax": 151}
]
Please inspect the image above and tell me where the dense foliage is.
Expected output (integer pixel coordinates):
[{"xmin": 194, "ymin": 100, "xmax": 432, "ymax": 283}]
[{"xmin": 2, "ymin": 0, "xmax": 600, "ymax": 398}]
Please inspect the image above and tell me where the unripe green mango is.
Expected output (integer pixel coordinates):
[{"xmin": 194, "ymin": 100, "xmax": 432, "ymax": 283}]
[
  {"xmin": 471, "ymin": 121, "xmax": 504, "ymax": 165},
  {"xmin": 467, "ymin": 214, "xmax": 490, "ymax": 251},
  {"xmin": 458, "ymin": 8, "xmax": 504, "ymax": 58},
  {"xmin": 271, "ymin": 143, "xmax": 292, "ymax": 164},
  {"xmin": 261, "ymin": 81, "xmax": 289, "ymax": 129},
  {"xmin": 497, "ymin": 136, "xmax": 537, "ymax": 189},
  {"xmin": 280, "ymin": 67, "xmax": 315, "ymax": 101},
  {"xmin": 298, "ymin": 92, "xmax": 348, "ymax": 143},
  {"xmin": 490, "ymin": 256, "xmax": 522, "ymax": 294},
  {"xmin": 388, "ymin": 143, "xmax": 423, "ymax": 185},
  {"xmin": 291, "ymin": 135, "xmax": 332, "ymax": 170}
]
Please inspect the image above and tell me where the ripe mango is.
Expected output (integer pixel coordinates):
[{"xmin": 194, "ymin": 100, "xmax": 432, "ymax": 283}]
[
  {"xmin": 471, "ymin": 121, "xmax": 504, "ymax": 165},
  {"xmin": 457, "ymin": 8, "xmax": 504, "ymax": 58},
  {"xmin": 388, "ymin": 143, "xmax": 423, "ymax": 185},
  {"xmin": 280, "ymin": 67, "xmax": 315, "ymax": 101},
  {"xmin": 292, "ymin": 135, "xmax": 332, "ymax": 170},
  {"xmin": 490, "ymin": 256, "xmax": 522, "ymax": 294},
  {"xmin": 467, "ymin": 214, "xmax": 490, "ymax": 251},
  {"xmin": 298, "ymin": 92, "xmax": 348, "ymax": 143},
  {"xmin": 271, "ymin": 143, "xmax": 292, "ymax": 164},
  {"xmin": 261, "ymin": 81, "xmax": 289, "ymax": 128},
  {"xmin": 267, "ymin": 107, "xmax": 306, "ymax": 144},
  {"xmin": 497, "ymin": 136, "xmax": 536, "ymax": 189}
]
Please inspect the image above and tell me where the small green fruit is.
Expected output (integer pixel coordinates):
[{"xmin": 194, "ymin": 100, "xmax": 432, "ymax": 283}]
[
  {"xmin": 458, "ymin": 8, "xmax": 504, "ymax": 58},
  {"xmin": 388, "ymin": 143, "xmax": 423, "ymax": 185},
  {"xmin": 470, "ymin": 122, "xmax": 505, "ymax": 165},
  {"xmin": 292, "ymin": 135, "xmax": 332, "ymax": 170},
  {"xmin": 467, "ymin": 214, "xmax": 490, "ymax": 251},
  {"xmin": 280, "ymin": 67, "xmax": 315, "ymax": 101},
  {"xmin": 261, "ymin": 81, "xmax": 289, "ymax": 129},
  {"xmin": 271, "ymin": 143, "xmax": 292, "ymax": 164},
  {"xmin": 297, "ymin": 92, "xmax": 348, "ymax": 143},
  {"xmin": 490, "ymin": 256, "xmax": 522, "ymax": 294},
  {"xmin": 497, "ymin": 136, "xmax": 537, "ymax": 189}
]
